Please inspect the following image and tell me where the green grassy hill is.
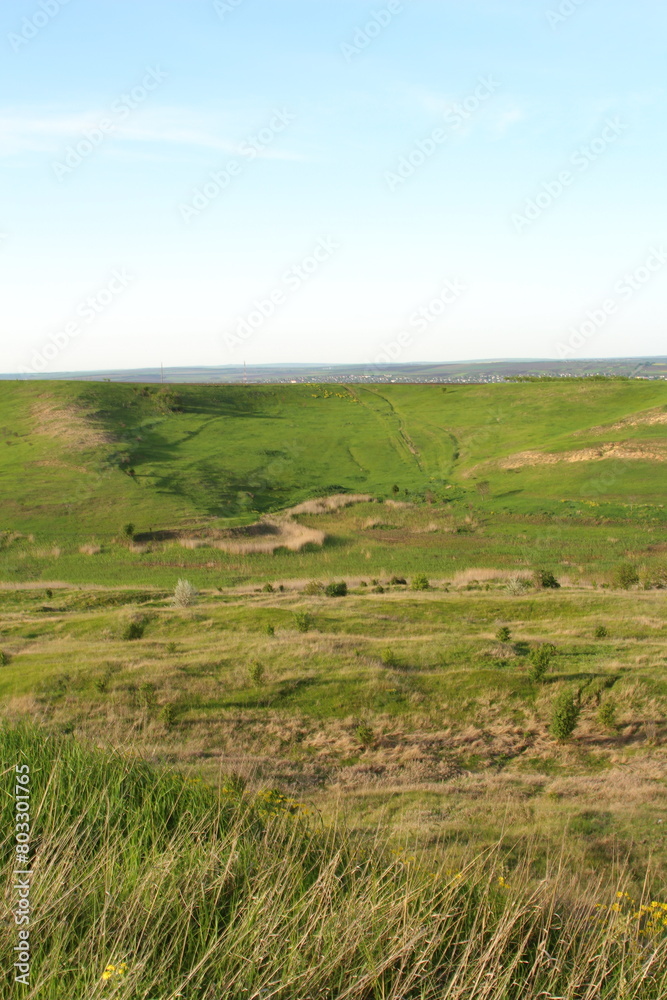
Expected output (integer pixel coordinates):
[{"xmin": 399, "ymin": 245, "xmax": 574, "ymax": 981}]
[{"xmin": 1, "ymin": 379, "xmax": 666, "ymax": 539}]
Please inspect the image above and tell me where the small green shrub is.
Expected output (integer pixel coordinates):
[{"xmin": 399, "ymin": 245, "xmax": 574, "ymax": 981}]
[
  {"xmin": 262, "ymin": 583, "xmax": 275, "ymax": 593},
  {"xmin": 45, "ymin": 588, "xmax": 53, "ymax": 599},
  {"xmin": 166, "ymin": 641, "xmax": 178, "ymax": 654},
  {"xmin": 380, "ymin": 647, "xmax": 400, "ymax": 668},
  {"xmin": 0, "ymin": 650, "xmax": 11, "ymax": 666},
  {"xmin": 612, "ymin": 563, "xmax": 639, "ymax": 590},
  {"xmin": 325, "ymin": 581, "xmax": 348, "ymax": 597},
  {"xmin": 533, "ymin": 570, "xmax": 560, "ymax": 589},
  {"xmin": 121, "ymin": 617, "xmax": 146, "ymax": 641},
  {"xmin": 496, "ymin": 626, "xmax": 512, "ymax": 643},
  {"xmin": 138, "ymin": 682, "xmax": 157, "ymax": 710},
  {"xmin": 294, "ymin": 612, "xmax": 314, "ymax": 633},
  {"xmin": 639, "ymin": 563, "xmax": 667, "ymax": 590},
  {"xmin": 598, "ymin": 700, "xmax": 617, "ymax": 730},
  {"xmin": 594, "ymin": 625, "xmax": 609, "ymax": 638},
  {"xmin": 303, "ymin": 580, "xmax": 325, "ymax": 596},
  {"xmin": 94, "ymin": 673, "xmax": 111, "ymax": 694},
  {"xmin": 372, "ymin": 585, "xmax": 385, "ymax": 593},
  {"xmin": 123, "ymin": 523, "xmax": 135, "ymax": 538},
  {"xmin": 173, "ymin": 578, "xmax": 198, "ymax": 608},
  {"xmin": 550, "ymin": 691, "xmax": 580, "ymax": 741},
  {"xmin": 529, "ymin": 645, "xmax": 553, "ymax": 682},
  {"xmin": 356, "ymin": 723, "xmax": 375, "ymax": 748},
  {"xmin": 161, "ymin": 703, "xmax": 178, "ymax": 729},
  {"xmin": 248, "ymin": 661, "xmax": 265, "ymax": 686},
  {"xmin": 506, "ymin": 575, "xmax": 529, "ymax": 595},
  {"xmin": 265, "ymin": 624, "xmax": 275, "ymax": 636},
  {"xmin": 390, "ymin": 576, "xmax": 407, "ymax": 585},
  {"xmin": 411, "ymin": 574, "xmax": 430, "ymax": 591}
]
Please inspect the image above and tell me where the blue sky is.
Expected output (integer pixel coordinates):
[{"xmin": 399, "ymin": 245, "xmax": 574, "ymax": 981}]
[{"xmin": 1, "ymin": 0, "xmax": 665, "ymax": 373}]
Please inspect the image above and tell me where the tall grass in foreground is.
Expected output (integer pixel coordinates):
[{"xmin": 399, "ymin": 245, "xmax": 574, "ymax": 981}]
[{"xmin": 1, "ymin": 726, "xmax": 666, "ymax": 999}]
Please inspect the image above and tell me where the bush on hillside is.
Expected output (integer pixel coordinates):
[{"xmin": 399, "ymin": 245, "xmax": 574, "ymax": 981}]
[
  {"xmin": 533, "ymin": 569, "xmax": 560, "ymax": 589},
  {"xmin": 294, "ymin": 611, "xmax": 314, "ymax": 633},
  {"xmin": 639, "ymin": 563, "xmax": 667, "ymax": 590},
  {"xmin": 411, "ymin": 574, "xmax": 430, "ymax": 591},
  {"xmin": 325, "ymin": 581, "xmax": 348, "ymax": 597},
  {"xmin": 598, "ymin": 700, "xmax": 618, "ymax": 730},
  {"xmin": 120, "ymin": 614, "xmax": 147, "ymax": 641},
  {"xmin": 173, "ymin": 578, "xmax": 198, "ymax": 608},
  {"xmin": 550, "ymin": 691, "xmax": 580, "ymax": 741},
  {"xmin": 380, "ymin": 647, "xmax": 400, "ymax": 668},
  {"xmin": 356, "ymin": 723, "xmax": 375, "ymax": 748},
  {"xmin": 160, "ymin": 702, "xmax": 178, "ymax": 729},
  {"xmin": 248, "ymin": 661, "xmax": 265, "ymax": 686},
  {"xmin": 612, "ymin": 563, "xmax": 639, "ymax": 590},
  {"xmin": 529, "ymin": 645, "xmax": 554, "ymax": 682}
]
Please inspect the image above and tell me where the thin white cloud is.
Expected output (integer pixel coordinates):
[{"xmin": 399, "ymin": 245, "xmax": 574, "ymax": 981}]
[{"xmin": 0, "ymin": 106, "xmax": 305, "ymax": 161}]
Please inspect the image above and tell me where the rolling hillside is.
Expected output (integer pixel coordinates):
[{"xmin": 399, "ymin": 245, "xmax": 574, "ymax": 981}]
[{"xmin": 1, "ymin": 380, "xmax": 666, "ymax": 538}]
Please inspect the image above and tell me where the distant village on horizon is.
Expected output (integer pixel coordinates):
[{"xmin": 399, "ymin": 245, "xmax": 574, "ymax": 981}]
[{"xmin": 2, "ymin": 356, "xmax": 666, "ymax": 385}]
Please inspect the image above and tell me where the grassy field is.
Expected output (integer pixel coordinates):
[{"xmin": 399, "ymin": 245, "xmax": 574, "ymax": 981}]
[
  {"xmin": 0, "ymin": 378, "xmax": 666, "ymax": 585},
  {"xmin": 1, "ymin": 378, "xmax": 666, "ymax": 996},
  {"xmin": 2, "ymin": 725, "xmax": 667, "ymax": 1000}
]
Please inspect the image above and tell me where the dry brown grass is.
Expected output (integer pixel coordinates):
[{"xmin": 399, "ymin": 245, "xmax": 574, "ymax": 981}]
[
  {"xmin": 79, "ymin": 543, "xmax": 101, "ymax": 556},
  {"xmin": 483, "ymin": 442, "xmax": 667, "ymax": 471},
  {"xmin": 287, "ymin": 494, "xmax": 373, "ymax": 515},
  {"xmin": 212, "ymin": 518, "xmax": 325, "ymax": 554},
  {"xmin": 451, "ymin": 567, "xmax": 527, "ymax": 586},
  {"xmin": 30, "ymin": 400, "xmax": 113, "ymax": 450},
  {"xmin": 580, "ymin": 405, "xmax": 667, "ymax": 434},
  {"xmin": 32, "ymin": 545, "xmax": 62, "ymax": 559}
]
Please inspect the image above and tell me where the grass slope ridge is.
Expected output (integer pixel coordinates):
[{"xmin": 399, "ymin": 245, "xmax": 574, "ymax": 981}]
[
  {"xmin": 3, "ymin": 724, "xmax": 667, "ymax": 999},
  {"xmin": 1, "ymin": 379, "xmax": 666, "ymax": 537}
]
